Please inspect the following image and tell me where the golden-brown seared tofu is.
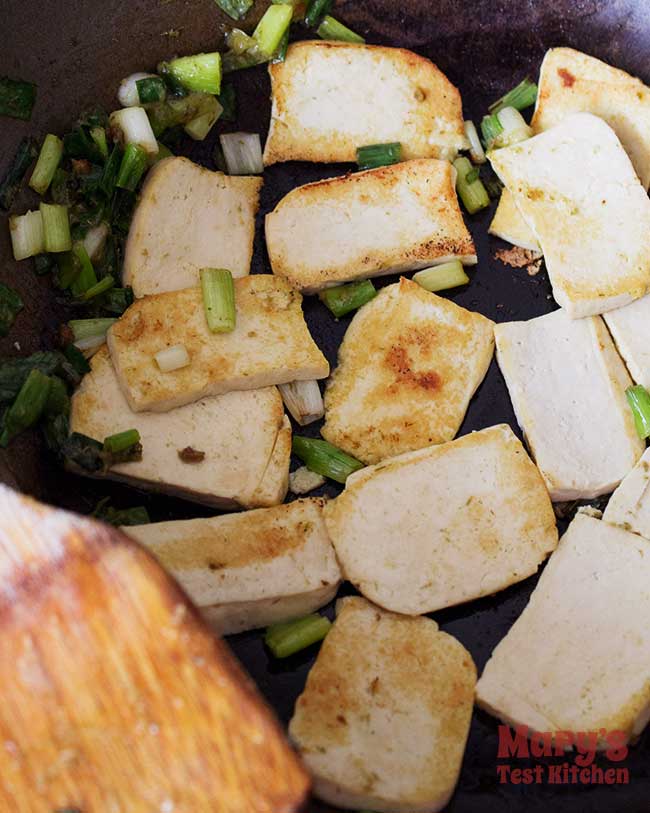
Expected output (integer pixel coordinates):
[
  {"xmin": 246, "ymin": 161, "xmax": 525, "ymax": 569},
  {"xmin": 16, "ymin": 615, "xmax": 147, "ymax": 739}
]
[
  {"xmin": 322, "ymin": 278, "xmax": 494, "ymax": 464},
  {"xmin": 289, "ymin": 596, "xmax": 476, "ymax": 812},
  {"xmin": 125, "ymin": 498, "xmax": 341, "ymax": 635},
  {"xmin": 123, "ymin": 157, "xmax": 262, "ymax": 296},
  {"xmin": 263, "ymin": 41, "xmax": 468, "ymax": 165},
  {"xmin": 0, "ymin": 485, "xmax": 309, "ymax": 813},
  {"xmin": 107, "ymin": 275, "xmax": 329, "ymax": 412},
  {"xmin": 265, "ymin": 160, "xmax": 476, "ymax": 293},
  {"xmin": 488, "ymin": 188, "xmax": 539, "ymax": 251},
  {"xmin": 70, "ymin": 348, "xmax": 290, "ymax": 509},
  {"xmin": 324, "ymin": 425, "xmax": 558, "ymax": 615}
]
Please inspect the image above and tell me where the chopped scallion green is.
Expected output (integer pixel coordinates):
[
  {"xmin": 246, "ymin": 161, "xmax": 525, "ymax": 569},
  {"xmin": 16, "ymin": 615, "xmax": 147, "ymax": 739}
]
[
  {"xmin": 319, "ymin": 280, "xmax": 377, "ymax": 318},
  {"xmin": 70, "ymin": 242, "xmax": 97, "ymax": 296},
  {"xmin": 0, "ymin": 283, "xmax": 23, "ymax": 337},
  {"xmin": 103, "ymin": 428, "xmax": 141, "ymax": 454},
  {"xmin": 488, "ymin": 77, "xmax": 538, "ymax": 115},
  {"xmin": 44, "ymin": 375, "xmax": 70, "ymax": 416},
  {"xmin": 136, "ymin": 76, "xmax": 167, "ymax": 105},
  {"xmin": 0, "ymin": 369, "xmax": 51, "ymax": 446},
  {"xmin": 0, "ymin": 137, "xmax": 38, "ymax": 210},
  {"xmin": 69, "ymin": 318, "xmax": 116, "ymax": 342},
  {"xmin": 64, "ymin": 343, "xmax": 91, "ymax": 376},
  {"xmin": 356, "ymin": 141, "xmax": 401, "ymax": 171},
  {"xmin": 304, "ymin": 0, "xmax": 333, "ymax": 28},
  {"xmin": 317, "ymin": 15, "xmax": 364, "ymax": 43},
  {"xmin": 271, "ymin": 29, "xmax": 290, "ymax": 63},
  {"xmin": 80, "ymin": 275, "xmax": 115, "ymax": 301},
  {"xmin": 480, "ymin": 113, "xmax": 504, "ymax": 150},
  {"xmin": 264, "ymin": 613, "xmax": 331, "ymax": 658},
  {"xmin": 100, "ymin": 145, "xmax": 123, "ymax": 197},
  {"xmin": 626, "ymin": 385, "xmax": 650, "ymax": 439},
  {"xmin": 200, "ymin": 268, "xmax": 236, "ymax": 333},
  {"xmin": 167, "ymin": 53, "xmax": 222, "ymax": 95},
  {"xmin": 116, "ymin": 143, "xmax": 148, "ymax": 191},
  {"xmin": 29, "ymin": 135, "xmax": 64, "ymax": 196},
  {"xmin": 453, "ymin": 156, "xmax": 490, "ymax": 215},
  {"xmin": 292, "ymin": 436, "xmax": 363, "ymax": 483},
  {"xmin": 0, "ymin": 77, "xmax": 37, "ymax": 121},
  {"xmin": 412, "ymin": 261, "xmax": 470, "ymax": 293},
  {"xmin": 252, "ymin": 4, "xmax": 293, "ymax": 56},
  {"xmin": 214, "ymin": 0, "xmax": 254, "ymax": 20},
  {"xmin": 100, "ymin": 286, "xmax": 134, "ymax": 315},
  {"xmin": 39, "ymin": 203, "xmax": 71, "ymax": 253},
  {"xmin": 90, "ymin": 126, "xmax": 109, "ymax": 159}
]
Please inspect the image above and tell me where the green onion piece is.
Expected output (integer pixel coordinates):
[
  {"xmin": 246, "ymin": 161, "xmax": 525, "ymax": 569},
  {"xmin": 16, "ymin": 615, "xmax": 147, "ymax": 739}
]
[
  {"xmin": 292, "ymin": 436, "xmax": 363, "ymax": 483},
  {"xmin": 480, "ymin": 113, "xmax": 504, "ymax": 150},
  {"xmin": 103, "ymin": 428, "xmax": 141, "ymax": 454},
  {"xmin": 453, "ymin": 156, "xmax": 490, "ymax": 215},
  {"xmin": 217, "ymin": 84, "xmax": 237, "ymax": 122},
  {"xmin": 493, "ymin": 106, "xmax": 533, "ymax": 148},
  {"xmin": 264, "ymin": 614, "xmax": 331, "ymax": 658},
  {"xmin": 100, "ymin": 145, "xmax": 123, "ymax": 197},
  {"xmin": 0, "ymin": 351, "xmax": 79, "ymax": 404},
  {"xmin": 626, "ymin": 385, "xmax": 650, "ymax": 439},
  {"xmin": 63, "ymin": 127, "xmax": 105, "ymax": 163},
  {"xmin": 200, "ymin": 268, "xmax": 236, "ymax": 333},
  {"xmin": 318, "ymin": 280, "xmax": 377, "ymax": 318},
  {"xmin": 9, "ymin": 210, "xmax": 44, "ymax": 261},
  {"xmin": 0, "ymin": 137, "xmax": 38, "ymax": 210},
  {"xmin": 317, "ymin": 15, "xmax": 364, "ymax": 43},
  {"xmin": 29, "ymin": 134, "xmax": 64, "ymax": 196},
  {"xmin": 0, "ymin": 369, "xmax": 51, "ymax": 446},
  {"xmin": 252, "ymin": 4, "xmax": 293, "ymax": 56},
  {"xmin": 356, "ymin": 141, "xmax": 401, "ymax": 171},
  {"xmin": 214, "ymin": 0, "xmax": 253, "ymax": 20},
  {"xmin": 55, "ymin": 251, "xmax": 79, "ymax": 290},
  {"xmin": 45, "ymin": 375, "xmax": 70, "ymax": 416},
  {"xmin": 157, "ymin": 63, "xmax": 189, "ymax": 98},
  {"xmin": 70, "ymin": 242, "xmax": 97, "ymax": 296},
  {"xmin": 464, "ymin": 120, "xmax": 486, "ymax": 164},
  {"xmin": 304, "ymin": 0, "xmax": 333, "ymax": 27},
  {"xmin": 90, "ymin": 126, "xmax": 109, "ymax": 160},
  {"xmin": 61, "ymin": 432, "xmax": 105, "ymax": 473},
  {"xmin": 39, "ymin": 203, "xmax": 71, "ymax": 253},
  {"xmin": 136, "ymin": 76, "xmax": 167, "ymax": 105},
  {"xmin": 219, "ymin": 132, "xmax": 263, "ymax": 174},
  {"xmin": 489, "ymin": 77, "xmax": 538, "ymax": 115},
  {"xmin": 69, "ymin": 318, "xmax": 117, "ymax": 342},
  {"xmin": 33, "ymin": 253, "xmax": 55, "ymax": 276},
  {"xmin": 271, "ymin": 29, "xmax": 290, "ymax": 63},
  {"xmin": 42, "ymin": 412, "xmax": 70, "ymax": 454},
  {"xmin": 116, "ymin": 143, "xmax": 148, "ymax": 191},
  {"xmin": 63, "ymin": 344, "xmax": 91, "ymax": 376},
  {"xmin": 100, "ymin": 286, "xmax": 134, "ymax": 315},
  {"xmin": 184, "ymin": 96, "xmax": 223, "ymax": 141},
  {"xmin": 0, "ymin": 77, "xmax": 37, "ymax": 121},
  {"xmin": 92, "ymin": 497, "xmax": 150, "ymax": 527},
  {"xmin": 465, "ymin": 167, "xmax": 480, "ymax": 184},
  {"xmin": 80, "ymin": 275, "xmax": 115, "ymax": 301},
  {"xmin": 412, "ymin": 261, "xmax": 470, "ymax": 293},
  {"xmin": 167, "ymin": 53, "xmax": 222, "ymax": 95},
  {"xmin": 0, "ymin": 283, "xmax": 23, "ymax": 337}
]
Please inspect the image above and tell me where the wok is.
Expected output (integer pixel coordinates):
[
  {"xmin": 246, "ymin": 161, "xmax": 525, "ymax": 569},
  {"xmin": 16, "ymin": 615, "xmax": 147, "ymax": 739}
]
[{"xmin": 2, "ymin": 0, "xmax": 650, "ymax": 809}]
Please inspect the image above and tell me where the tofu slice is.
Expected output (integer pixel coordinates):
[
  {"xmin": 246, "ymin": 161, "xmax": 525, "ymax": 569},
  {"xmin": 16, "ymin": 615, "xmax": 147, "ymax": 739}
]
[
  {"xmin": 265, "ymin": 160, "xmax": 476, "ymax": 293},
  {"xmin": 490, "ymin": 113, "xmax": 650, "ymax": 318},
  {"xmin": 476, "ymin": 512, "xmax": 650, "ymax": 746},
  {"xmin": 324, "ymin": 424, "xmax": 558, "ymax": 615},
  {"xmin": 488, "ymin": 188, "xmax": 540, "ymax": 251},
  {"xmin": 603, "ymin": 448, "xmax": 650, "ymax": 540},
  {"xmin": 494, "ymin": 308, "xmax": 643, "ymax": 501},
  {"xmin": 263, "ymin": 41, "xmax": 468, "ymax": 166},
  {"xmin": 107, "ymin": 275, "xmax": 329, "ymax": 412},
  {"xmin": 123, "ymin": 157, "xmax": 262, "ymax": 297},
  {"xmin": 532, "ymin": 47, "xmax": 650, "ymax": 190},
  {"xmin": 603, "ymin": 293, "xmax": 650, "ymax": 389},
  {"xmin": 69, "ymin": 347, "xmax": 290, "ymax": 509},
  {"xmin": 289, "ymin": 596, "xmax": 476, "ymax": 813},
  {"xmin": 322, "ymin": 277, "xmax": 494, "ymax": 464},
  {"xmin": 124, "ymin": 498, "xmax": 341, "ymax": 635}
]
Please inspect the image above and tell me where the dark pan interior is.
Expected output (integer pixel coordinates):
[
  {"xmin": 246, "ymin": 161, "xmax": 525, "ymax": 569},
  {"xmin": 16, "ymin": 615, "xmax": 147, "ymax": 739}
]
[{"xmin": 3, "ymin": 1, "xmax": 650, "ymax": 810}]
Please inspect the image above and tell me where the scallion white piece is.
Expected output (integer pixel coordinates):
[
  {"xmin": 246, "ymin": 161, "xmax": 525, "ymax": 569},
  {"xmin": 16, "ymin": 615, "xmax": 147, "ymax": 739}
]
[
  {"xmin": 69, "ymin": 317, "xmax": 117, "ymax": 357},
  {"xmin": 74, "ymin": 334, "xmax": 108, "ymax": 357},
  {"xmin": 219, "ymin": 132, "xmax": 263, "ymax": 175},
  {"xmin": 155, "ymin": 344, "xmax": 191, "ymax": 372},
  {"xmin": 9, "ymin": 210, "xmax": 44, "ymax": 261},
  {"xmin": 464, "ymin": 120, "xmax": 486, "ymax": 164},
  {"xmin": 412, "ymin": 261, "xmax": 470, "ymax": 293},
  {"xmin": 493, "ymin": 106, "xmax": 533, "ymax": 149},
  {"xmin": 118, "ymin": 72, "xmax": 159, "ymax": 107},
  {"xmin": 39, "ymin": 203, "xmax": 71, "ymax": 253},
  {"xmin": 184, "ymin": 96, "xmax": 223, "ymax": 141},
  {"xmin": 109, "ymin": 107, "xmax": 159, "ymax": 155},
  {"xmin": 289, "ymin": 465, "xmax": 326, "ymax": 495},
  {"xmin": 83, "ymin": 222, "xmax": 110, "ymax": 263},
  {"xmin": 279, "ymin": 380, "xmax": 325, "ymax": 426}
]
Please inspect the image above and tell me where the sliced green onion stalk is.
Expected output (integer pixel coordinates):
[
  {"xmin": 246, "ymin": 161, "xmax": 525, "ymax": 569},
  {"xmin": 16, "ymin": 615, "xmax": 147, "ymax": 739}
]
[
  {"xmin": 136, "ymin": 76, "xmax": 167, "ymax": 105},
  {"xmin": 221, "ymin": 30, "xmax": 266, "ymax": 73},
  {"xmin": 480, "ymin": 113, "xmax": 503, "ymax": 151},
  {"xmin": 184, "ymin": 96, "xmax": 223, "ymax": 141},
  {"xmin": 200, "ymin": 268, "xmax": 236, "ymax": 333},
  {"xmin": 80, "ymin": 275, "xmax": 115, "ymax": 302},
  {"xmin": 304, "ymin": 0, "xmax": 333, "ymax": 28},
  {"xmin": 69, "ymin": 318, "xmax": 116, "ymax": 356},
  {"xmin": 154, "ymin": 343, "xmax": 191, "ymax": 372},
  {"xmin": 0, "ymin": 283, "xmax": 23, "ymax": 337},
  {"xmin": 0, "ymin": 77, "xmax": 37, "ymax": 121},
  {"xmin": 44, "ymin": 375, "xmax": 70, "ymax": 417},
  {"xmin": 464, "ymin": 120, "xmax": 486, "ymax": 164},
  {"xmin": 109, "ymin": 107, "xmax": 159, "ymax": 155},
  {"xmin": 219, "ymin": 132, "xmax": 263, "ymax": 175},
  {"xmin": 0, "ymin": 137, "xmax": 38, "ymax": 210},
  {"xmin": 9, "ymin": 210, "xmax": 44, "ymax": 261},
  {"xmin": 492, "ymin": 106, "xmax": 533, "ymax": 149},
  {"xmin": 100, "ymin": 145, "xmax": 123, "ymax": 197},
  {"xmin": 70, "ymin": 242, "xmax": 97, "ymax": 296},
  {"xmin": 0, "ymin": 351, "xmax": 80, "ymax": 404},
  {"xmin": 92, "ymin": 497, "xmax": 150, "ymax": 527},
  {"xmin": 118, "ymin": 72, "xmax": 159, "ymax": 107},
  {"xmin": 292, "ymin": 436, "xmax": 363, "ymax": 484},
  {"xmin": 166, "ymin": 53, "xmax": 222, "ymax": 95},
  {"xmin": 116, "ymin": 143, "xmax": 148, "ymax": 191},
  {"xmin": 271, "ymin": 29, "xmax": 290, "ymax": 64},
  {"xmin": 489, "ymin": 77, "xmax": 538, "ymax": 115},
  {"xmin": 83, "ymin": 222, "xmax": 110, "ymax": 263},
  {"xmin": 317, "ymin": 15, "xmax": 365, "ymax": 43},
  {"xmin": 412, "ymin": 261, "xmax": 470, "ymax": 293},
  {"xmin": 453, "ymin": 156, "xmax": 490, "ymax": 215},
  {"xmin": 0, "ymin": 369, "xmax": 51, "ymax": 447},
  {"xmin": 252, "ymin": 4, "xmax": 293, "ymax": 57},
  {"xmin": 319, "ymin": 280, "xmax": 377, "ymax": 318},
  {"xmin": 215, "ymin": 0, "xmax": 254, "ymax": 20},
  {"xmin": 64, "ymin": 343, "xmax": 91, "ymax": 376},
  {"xmin": 39, "ymin": 203, "xmax": 71, "ymax": 253},
  {"xmin": 264, "ymin": 613, "xmax": 331, "ymax": 658},
  {"xmin": 29, "ymin": 134, "xmax": 64, "ymax": 195},
  {"xmin": 626, "ymin": 385, "xmax": 650, "ymax": 439},
  {"xmin": 272, "ymin": 0, "xmax": 306, "ymax": 19},
  {"xmin": 100, "ymin": 286, "xmax": 134, "ymax": 315},
  {"xmin": 90, "ymin": 126, "xmax": 109, "ymax": 159},
  {"xmin": 356, "ymin": 142, "xmax": 401, "ymax": 171},
  {"xmin": 279, "ymin": 380, "xmax": 324, "ymax": 425},
  {"xmin": 103, "ymin": 428, "xmax": 141, "ymax": 454}
]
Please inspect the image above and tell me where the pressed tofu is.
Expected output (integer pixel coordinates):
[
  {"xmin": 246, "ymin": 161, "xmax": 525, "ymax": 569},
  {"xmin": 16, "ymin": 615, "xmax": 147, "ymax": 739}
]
[
  {"xmin": 532, "ymin": 47, "xmax": 650, "ymax": 190},
  {"xmin": 603, "ymin": 448, "xmax": 650, "ymax": 540},
  {"xmin": 476, "ymin": 512, "xmax": 650, "ymax": 746},
  {"xmin": 488, "ymin": 188, "xmax": 540, "ymax": 251},
  {"xmin": 324, "ymin": 424, "xmax": 558, "ymax": 615},
  {"xmin": 603, "ymin": 293, "xmax": 650, "ymax": 389},
  {"xmin": 124, "ymin": 498, "xmax": 341, "ymax": 635},
  {"xmin": 490, "ymin": 113, "xmax": 650, "ymax": 318},
  {"xmin": 322, "ymin": 278, "xmax": 494, "ymax": 464},
  {"xmin": 123, "ymin": 157, "xmax": 262, "ymax": 297},
  {"xmin": 107, "ymin": 275, "xmax": 329, "ymax": 412},
  {"xmin": 289, "ymin": 596, "xmax": 476, "ymax": 813},
  {"xmin": 494, "ymin": 308, "xmax": 643, "ymax": 501},
  {"xmin": 263, "ymin": 41, "xmax": 467, "ymax": 166},
  {"xmin": 265, "ymin": 160, "xmax": 476, "ymax": 293},
  {"xmin": 69, "ymin": 348, "xmax": 290, "ymax": 509}
]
